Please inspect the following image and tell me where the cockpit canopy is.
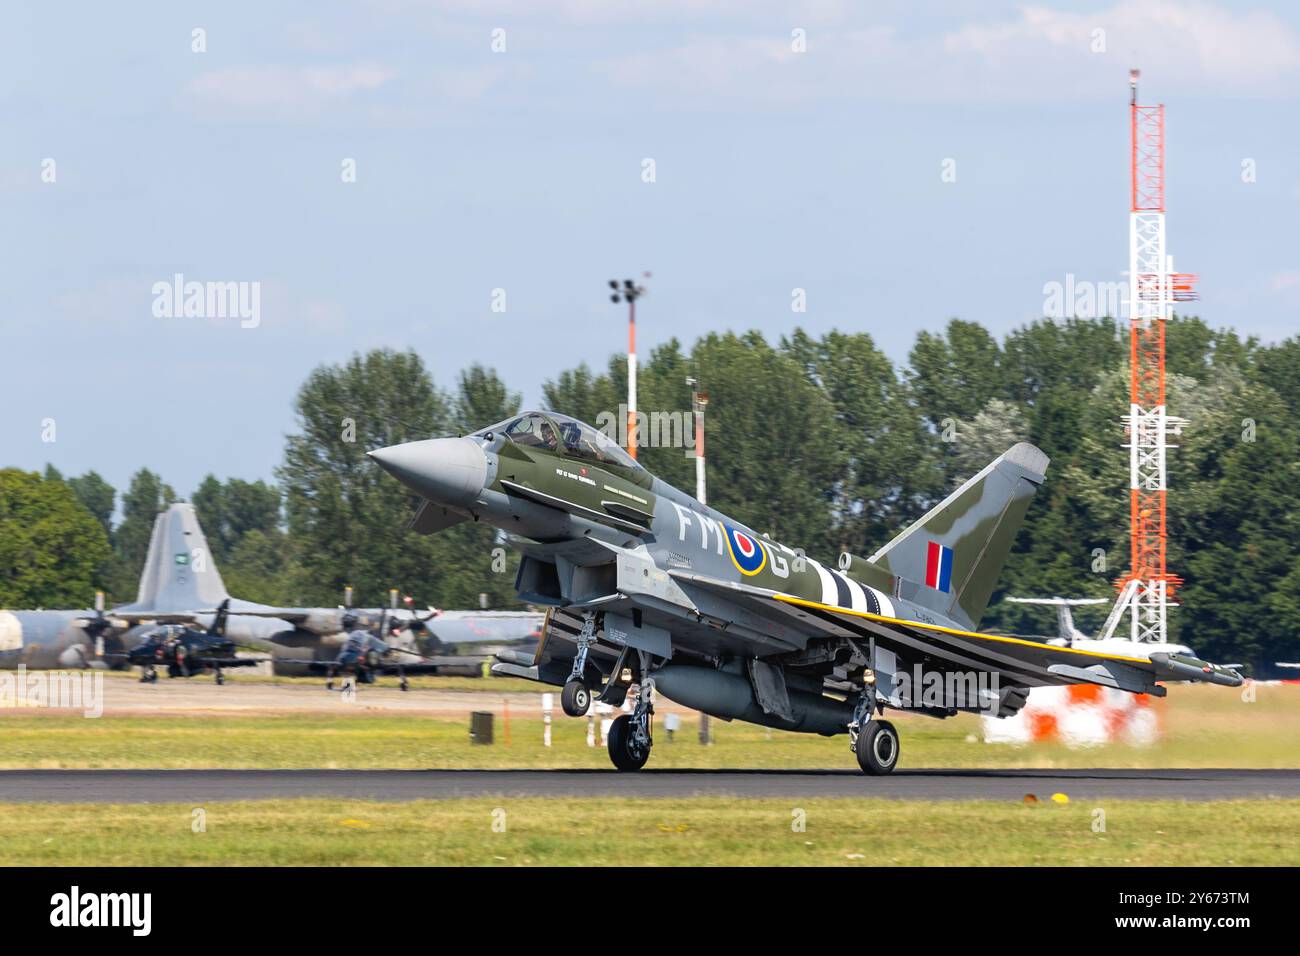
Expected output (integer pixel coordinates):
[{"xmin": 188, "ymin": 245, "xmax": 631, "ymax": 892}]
[{"xmin": 476, "ymin": 411, "xmax": 642, "ymax": 472}]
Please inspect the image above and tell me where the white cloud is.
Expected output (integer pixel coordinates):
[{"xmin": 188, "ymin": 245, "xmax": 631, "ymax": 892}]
[
  {"xmin": 592, "ymin": 1, "xmax": 1300, "ymax": 106},
  {"xmin": 945, "ymin": 1, "xmax": 1300, "ymax": 92},
  {"xmin": 371, "ymin": 0, "xmax": 848, "ymax": 27},
  {"xmin": 1270, "ymin": 269, "xmax": 1300, "ymax": 292},
  {"xmin": 186, "ymin": 63, "xmax": 397, "ymax": 118}
]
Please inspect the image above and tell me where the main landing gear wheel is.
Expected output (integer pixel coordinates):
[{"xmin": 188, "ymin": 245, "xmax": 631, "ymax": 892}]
[
  {"xmin": 855, "ymin": 719, "xmax": 900, "ymax": 776},
  {"xmin": 561, "ymin": 679, "xmax": 591, "ymax": 717},
  {"xmin": 606, "ymin": 714, "xmax": 650, "ymax": 772}
]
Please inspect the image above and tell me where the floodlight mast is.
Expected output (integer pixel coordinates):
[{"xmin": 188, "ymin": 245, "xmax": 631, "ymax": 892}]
[{"xmin": 609, "ymin": 276, "xmax": 649, "ymax": 459}]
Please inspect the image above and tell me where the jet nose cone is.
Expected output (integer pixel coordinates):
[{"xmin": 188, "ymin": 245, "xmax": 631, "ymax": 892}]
[{"xmin": 368, "ymin": 437, "xmax": 487, "ymax": 506}]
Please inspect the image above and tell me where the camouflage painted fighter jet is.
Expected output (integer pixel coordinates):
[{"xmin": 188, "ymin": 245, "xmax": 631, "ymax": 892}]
[{"xmin": 370, "ymin": 410, "xmax": 1242, "ymax": 774}]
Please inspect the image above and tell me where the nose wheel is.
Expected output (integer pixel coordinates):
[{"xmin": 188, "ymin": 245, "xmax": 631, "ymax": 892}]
[
  {"xmin": 561, "ymin": 679, "xmax": 591, "ymax": 717},
  {"xmin": 561, "ymin": 611, "xmax": 599, "ymax": 716}
]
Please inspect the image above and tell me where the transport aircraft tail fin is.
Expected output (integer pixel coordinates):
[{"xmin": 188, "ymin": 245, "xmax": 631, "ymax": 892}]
[{"xmin": 115, "ymin": 503, "xmax": 231, "ymax": 614}]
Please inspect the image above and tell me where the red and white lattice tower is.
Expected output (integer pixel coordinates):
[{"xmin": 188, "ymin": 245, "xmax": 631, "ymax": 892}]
[{"xmin": 1100, "ymin": 70, "xmax": 1197, "ymax": 644}]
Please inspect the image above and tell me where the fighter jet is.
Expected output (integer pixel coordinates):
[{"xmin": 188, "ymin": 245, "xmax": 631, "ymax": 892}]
[
  {"xmin": 277, "ymin": 605, "xmax": 450, "ymax": 691},
  {"xmin": 371, "ymin": 409, "xmax": 1243, "ymax": 774},
  {"xmin": 119, "ymin": 599, "xmax": 263, "ymax": 684}
]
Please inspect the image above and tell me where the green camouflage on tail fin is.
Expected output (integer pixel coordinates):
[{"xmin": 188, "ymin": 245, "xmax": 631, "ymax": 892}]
[{"xmin": 867, "ymin": 443, "xmax": 1049, "ymax": 630}]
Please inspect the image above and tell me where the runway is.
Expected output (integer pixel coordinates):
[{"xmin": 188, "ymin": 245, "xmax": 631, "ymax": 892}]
[{"xmin": 0, "ymin": 768, "xmax": 1296, "ymax": 802}]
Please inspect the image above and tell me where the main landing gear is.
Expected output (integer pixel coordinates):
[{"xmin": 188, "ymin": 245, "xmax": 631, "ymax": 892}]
[
  {"xmin": 849, "ymin": 692, "xmax": 899, "ymax": 775},
  {"xmin": 854, "ymin": 719, "xmax": 899, "ymax": 775},
  {"xmin": 607, "ymin": 651, "xmax": 654, "ymax": 772},
  {"xmin": 556, "ymin": 613, "xmax": 654, "ymax": 771},
  {"xmin": 560, "ymin": 611, "xmax": 599, "ymax": 717}
]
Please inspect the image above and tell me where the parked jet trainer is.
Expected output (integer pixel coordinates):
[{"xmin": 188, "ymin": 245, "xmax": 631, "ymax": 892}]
[{"xmin": 371, "ymin": 410, "xmax": 1244, "ymax": 774}]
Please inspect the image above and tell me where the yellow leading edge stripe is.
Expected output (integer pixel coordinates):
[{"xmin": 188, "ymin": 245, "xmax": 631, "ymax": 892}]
[{"xmin": 772, "ymin": 593, "xmax": 1151, "ymax": 665}]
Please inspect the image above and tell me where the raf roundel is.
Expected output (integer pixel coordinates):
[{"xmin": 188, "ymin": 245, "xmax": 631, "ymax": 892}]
[{"xmin": 724, "ymin": 524, "xmax": 767, "ymax": 576}]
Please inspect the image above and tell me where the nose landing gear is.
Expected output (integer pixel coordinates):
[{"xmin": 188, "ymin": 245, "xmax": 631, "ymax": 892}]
[{"xmin": 561, "ymin": 611, "xmax": 599, "ymax": 717}]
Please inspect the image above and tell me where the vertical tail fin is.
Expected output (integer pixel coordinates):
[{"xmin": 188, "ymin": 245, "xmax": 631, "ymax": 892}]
[
  {"xmin": 868, "ymin": 443, "xmax": 1049, "ymax": 630},
  {"xmin": 116, "ymin": 503, "xmax": 231, "ymax": 613},
  {"xmin": 1003, "ymin": 597, "xmax": 1109, "ymax": 641}
]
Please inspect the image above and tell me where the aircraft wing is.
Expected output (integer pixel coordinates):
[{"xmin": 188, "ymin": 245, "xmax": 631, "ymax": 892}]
[
  {"xmin": 108, "ymin": 598, "xmax": 292, "ymax": 627},
  {"xmin": 272, "ymin": 660, "xmax": 337, "ymax": 674},
  {"xmin": 225, "ymin": 607, "xmax": 323, "ymax": 623},
  {"xmin": 185, "ymin": 656, "xmax": 264, "ymax": 668},
  {"xmin": 105, "ymin": 610, "xmax": 207, "ymax": 625},
  {"xmin": 273, "ymin": 656, "xmax": 448, "ymax": 675},
  {"xmin": 374, "ymin": 661, "xmax": 444, "ymax": 676},
  {"xmin": 668, "ymin": 571, "xmax": 1242, "ymax": 695}
]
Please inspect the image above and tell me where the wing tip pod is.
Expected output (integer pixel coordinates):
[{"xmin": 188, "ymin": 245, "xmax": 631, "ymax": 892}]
[{"xmin": 1150, "ymin": 651, "xmax": 1245, "ymax": 688}]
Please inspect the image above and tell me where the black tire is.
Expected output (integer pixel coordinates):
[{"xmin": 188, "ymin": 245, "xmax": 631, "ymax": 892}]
[
  {"xmin": 607, "ymin": 714, "xmax": 650, "ymax": 772},
  {"xmin": 856, "ymin": 719, "xmax": 900, "ymax": 776},
  {"xmin": 561, "ymin": 679, "xmax": 591, "ymax": 717}
]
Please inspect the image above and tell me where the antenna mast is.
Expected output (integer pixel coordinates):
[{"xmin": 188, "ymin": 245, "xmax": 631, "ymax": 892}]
[{"xmin": 1101, "ymin": 70, "xmax": 1197, "ymax": 644}]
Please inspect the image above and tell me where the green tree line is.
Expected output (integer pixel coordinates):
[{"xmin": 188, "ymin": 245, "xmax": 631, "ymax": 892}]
[{"xmin": 2, "ymin": 317, "xmax": 1296, "ymax": 669}]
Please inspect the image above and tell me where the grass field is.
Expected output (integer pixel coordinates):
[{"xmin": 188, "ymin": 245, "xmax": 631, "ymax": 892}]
[
  {"xmin": 0, "ymin": 796, "xmax": 1295, "ymax": 865},
  {"xmin": 0, "ymin": 683, "xmax": 1294, "ymax": 770},
  {"xmin": 2, "ymin": 682, "xmax": 1294, "ymax": 866}
]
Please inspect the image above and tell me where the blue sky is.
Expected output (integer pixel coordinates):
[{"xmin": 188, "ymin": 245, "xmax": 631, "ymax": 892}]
[{"xmin": 3, "ymin": 0, "xmax": 1297, "ymax": 498}]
